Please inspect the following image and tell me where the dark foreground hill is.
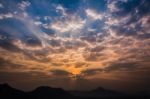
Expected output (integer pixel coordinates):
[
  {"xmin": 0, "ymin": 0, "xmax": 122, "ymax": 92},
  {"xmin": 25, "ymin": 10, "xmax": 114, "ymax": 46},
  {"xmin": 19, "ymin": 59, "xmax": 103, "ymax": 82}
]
[{"xmin": 0, "ymin": 83, "xmax": 150, "ymax": 99}]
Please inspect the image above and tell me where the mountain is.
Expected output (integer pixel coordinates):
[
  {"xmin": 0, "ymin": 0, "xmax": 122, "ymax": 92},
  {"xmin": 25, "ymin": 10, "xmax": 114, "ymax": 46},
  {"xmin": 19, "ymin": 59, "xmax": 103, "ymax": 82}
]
[
  {"xmin": 70, "ymin": 87, "xmax": 124, "ymax": 98},
  {"xmin": 89, "ymin": 87, "xmax": 123, "ymax": 95},
  {"xmin": 0, "ymin": 83, "xmax": 150, "ymax": 99},
  {"xmin": 136, "ymin": 90, "xmax": 150, "ymax": 97},
  {"xmin": 29, "ymin": 86, "xmax": 72, "ymax": 99},
  {"xmin": 0, "ymin": 83, "xmax": 26, "ymax": 99},
  {"xmin": 0, "ymin": 83, "xmax": 72, "ymax": 99}
]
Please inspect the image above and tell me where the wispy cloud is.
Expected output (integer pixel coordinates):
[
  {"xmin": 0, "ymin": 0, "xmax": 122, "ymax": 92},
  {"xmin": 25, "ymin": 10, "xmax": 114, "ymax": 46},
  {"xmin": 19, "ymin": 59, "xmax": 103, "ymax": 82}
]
[
  {"xmin": 85, "ymin": 9, "xmax": 104, "ymax": 20},
  {"xmin": 18, "ymin": 1, "xmax": 31, "ymax": 10}
]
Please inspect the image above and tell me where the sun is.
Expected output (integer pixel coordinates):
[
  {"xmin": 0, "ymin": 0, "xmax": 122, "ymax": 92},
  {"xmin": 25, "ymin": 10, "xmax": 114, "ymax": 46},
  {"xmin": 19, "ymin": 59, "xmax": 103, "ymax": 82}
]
[{"xmin": 67, "ymin": 66, "xmax": 83, "ymax": 75}]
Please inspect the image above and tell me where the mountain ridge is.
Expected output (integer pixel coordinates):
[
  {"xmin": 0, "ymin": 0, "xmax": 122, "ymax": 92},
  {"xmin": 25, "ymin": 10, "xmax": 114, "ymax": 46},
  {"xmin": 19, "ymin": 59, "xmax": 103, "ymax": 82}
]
[{"xmin": 0, "ymin": 83, "xmax": 150, "ymax": 99}]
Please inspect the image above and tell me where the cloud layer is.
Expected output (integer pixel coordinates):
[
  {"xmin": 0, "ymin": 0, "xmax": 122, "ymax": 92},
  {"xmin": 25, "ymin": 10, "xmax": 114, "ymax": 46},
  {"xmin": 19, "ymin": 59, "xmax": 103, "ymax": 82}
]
[{"xmin": 0, "ymin": 0, "xmax": 150, "ymax": 91}]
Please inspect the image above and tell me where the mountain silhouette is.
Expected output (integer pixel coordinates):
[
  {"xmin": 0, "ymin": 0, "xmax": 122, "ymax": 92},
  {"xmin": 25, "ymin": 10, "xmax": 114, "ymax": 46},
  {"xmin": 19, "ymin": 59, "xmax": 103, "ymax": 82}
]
[
  {"xmin": 89, "ymin": 87, "xmax": 122, "ymax": 95},
  {"xmin": 0, "ymin": 83, "xmax": 150, "ymax": 99},
  {"xmin": 29, "ymin": 86, "xmax": 72, "ymax": 99},
  {"xmin": 0, "ymin": 83, "xmax": 26, "ymax": 99},
  {"xmin": 136, "ymin": 90, "xmax": 150, "ymax": 97},
  {"xmin": 70, "ymin": 87, "xmax": 124, "ymax": 98},
  {"xmin": 0, "ymin": 83, "xmax": 72, "ymax": 99}
]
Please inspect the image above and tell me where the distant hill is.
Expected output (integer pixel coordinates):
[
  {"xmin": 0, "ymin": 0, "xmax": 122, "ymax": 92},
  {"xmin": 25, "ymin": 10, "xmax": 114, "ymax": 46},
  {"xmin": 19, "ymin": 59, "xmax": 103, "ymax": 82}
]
[
  {"xmin": 0, "ymin": 83, "xmax": 150, "ymax": 99},
  {"xmin": 70, "ymin": 87, "xmax": 124, "ymax": 98},
  {"xmin": 0, "ymin": 83, "xmax": 26, "ymax": 99},
  {"xmin": 0, "ymin": 83, "xmax": 72, "ymax": 99},
  {"xmin": 90, "ymin": 87, "xmax": 122, "ymax": 95},
  {"xmin": 29, "ymin": 86, "xmax": 72, "ymax": 99}
]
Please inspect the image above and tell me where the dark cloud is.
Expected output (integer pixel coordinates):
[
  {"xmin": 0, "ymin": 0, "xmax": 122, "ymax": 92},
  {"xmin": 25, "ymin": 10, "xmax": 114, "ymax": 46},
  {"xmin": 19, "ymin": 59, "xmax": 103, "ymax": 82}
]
[
  {"xmin": 50, "ymin": 47, "xmax": 66, "ymax": 54},
  {"xmin": 50, "ymin": 69, "xmax": 72, "ymax": 76},
  {"xmin": 0, "ymin": 38, "xmax": 47, "ymax": 63},
  {"xmin": 0, "ymin": 18, "xmax": 42, "ymax": 47},
  {"xmin": 0, "ymin": 18, "xmax": 29, "ymax": 38},
  {"xmin": 80, "ymin": 36, "xmax": 96, "ymax": 43},
  {"xmin": 41, "ymin": 27, "xmax": 55, "ymax": 36},
  {"xmin": 104, "ymin": 62, "xmax": 138, "ymax": 72},
  {"xmin": 24, "ymin": 37, "xmax": 42, "ymax": 47},
  {"xmin": 0, "ymin": 57, "xmax": 23, "ymax": 69},
  {"xmin": 107, "ymin": 0, "xmax": 150, "ymax": 38},
  {"xmin": 112, "ymin": 0, "xmax": 140, "ymax": 16},
  {"xmin": 0, "ymin": 30, "xmax": 11, "ymax": 39},
  {"xmin": 48, "ymin": 39, "xmax": 61, "ymax": 47},
  {"xmin": 0, "ymin": 57, "xmax": 12, "ymax": 67},
  {"xmin": 114, "ymin": 0, "xmax": 150, "ymax": 16},
  {"xmin": 51, "ymin": 62, "xmax": 64, "ymax": 67},
  {"xmin": 86, "ymin": 46, "xmax": 105, "ymax": 52},
  {"xmin": 111, "ymin": 26, "xmax": 137, "ymax": 36},
  {"xmin": 81, "ymin": 68, "xmax": 103, "ymax": 76},
  {"xmin": 138, "ymin": 33, "xmax": 150, "ymax": 40},
  {"xmin": 63, "ymin": 40, "xmax": 87, "ymax": 50},
  {"xmin": 75, "ymin": 62, "xmax": 88, "ymax": 68},
  {"xmin": 29, "ymin": 52, "xmax": 52, "ymax": 63},
  {"xmin": 83, "ymin": 52, "xmax": 104, "ymax": 61},
  {"xmin": 0, "ymin": 38, "xmax": 21, "ymax": 52}
]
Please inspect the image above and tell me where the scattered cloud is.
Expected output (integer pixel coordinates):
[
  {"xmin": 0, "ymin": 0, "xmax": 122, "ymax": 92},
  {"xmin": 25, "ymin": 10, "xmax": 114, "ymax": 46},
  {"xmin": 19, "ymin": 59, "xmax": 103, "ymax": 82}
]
[
  {"xmin": 0, "ymin": 13, "xmax": 13, "ymax": 20},
  {"xmin": 34, "ymin": 21, "xmax": 42, "ymax": 26},
  {"xmin": 0, "ymin": 3, "xmax": 4, "ymax": 8},
  {"xmin": 50, "ymin": 69, "xmax": 72, "ymax": 77},
  {"xmin": 107, "ymin": 1, "xmax": 120, "ymax": 12},
  {"xmin": 0, "ymin": 57, "xmax": 23, "ymax": 70},
  {"xmin": 85, "ymin": 9, "xmax": 104, "ymax": 20},
  {"xmin": 56, "ymin": 5, "xmax": 66, "ymax": 16},
  {"xmin": 51, "ymin": 15, "xmax": 85, "ymax": 34},
  {"xmin": 18, "ymin": 1, "xmax": 31, "ymax": 10},
  {"xmin": 81, "ymin": 68, "xmax": 103, "ymax": 76},
  {"xmin": 104, "ymin": 62, "xmax": 138, "ymax": 72}
]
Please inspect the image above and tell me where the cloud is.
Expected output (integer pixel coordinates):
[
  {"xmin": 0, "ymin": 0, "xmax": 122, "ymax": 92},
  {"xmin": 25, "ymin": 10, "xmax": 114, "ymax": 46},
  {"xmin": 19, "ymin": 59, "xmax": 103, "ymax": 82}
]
[
  {"xmin": 47, "ymin": 39, "xmax": 61, "ymax": 47},
  {"xmin": 83, "ymin": 52, "xmax": 103, "ymax": 61},
  {"xmin": 50, "ymin": 69, "xmax": 72, "ymax": 76},
  {"xmin": 105, "ymin": 14, "xmax": 131, "ymax": 26},
  {"xmin": 0, "ymin": 57, "xmax": 24, "ymax": 70},
  {"xmin": 85, "ymin": 9, "xmax": 104, "ymax": 20},
  {"xmin": 81, "ymin": 68, "xmax": 103, "ymax": 76},
  {"xmin": 12, "ymin": 39, "xmax": 42, "ymax": 51},
  {"xmin": 34, "ymin": 21, "xmax": 42, "ymax": 26},
  {"xmin": 107, "ymin": 1, "xmax": 120, "ymax": 12},
  {"xmin": 0, "ymin": 3, "xmax": 4, "ymax": 8},
  {"xmin": 0, "ymin": 13, "xmax": 13, "ymax": 20},
  {"xmin": 18, "ymin": 1, "xmax": 31, "ymax": 10},
  {"xmin": 80, "ymin": 36, "xmax": 96, "ymax": 43},
  {"xmin": 104, "ymin": 62, "xmax": 138, "ymax": 72},
  {"xmin": 50, "ymin": 15, "xmax": 85, "ymax": 34},
  {"xmin": 51, "ymin": 62, "xmax": 64, "ymax": 67},
  {"xmin": 56, "ymin": 5, "xmax": 66, "ymax": 16},
  {"xmin": 0, "ymin": 38, "xmax": 21, "ymax": 52},
  {"xmin": 62, "ymin": 39, "xmax": 87, "ymax": 50},
  {"xmin": 88, "ymin": 46, "xmax": 105, "ymax": 52},
  {"xmin": 75, "ymin": 62, "xmax": 88, "ymax": 68}
]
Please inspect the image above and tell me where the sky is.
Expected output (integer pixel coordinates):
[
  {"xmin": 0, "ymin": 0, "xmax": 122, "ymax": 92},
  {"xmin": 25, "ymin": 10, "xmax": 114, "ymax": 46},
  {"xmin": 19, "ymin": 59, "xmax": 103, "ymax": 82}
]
[{"xmin": 0, "ymin": 0, "xmax": 150, "ymax": 92}]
